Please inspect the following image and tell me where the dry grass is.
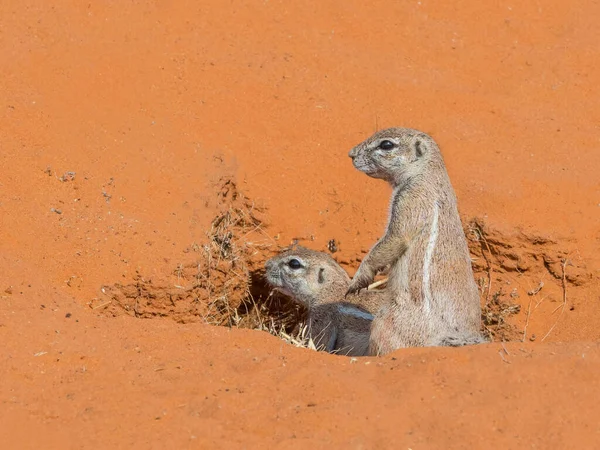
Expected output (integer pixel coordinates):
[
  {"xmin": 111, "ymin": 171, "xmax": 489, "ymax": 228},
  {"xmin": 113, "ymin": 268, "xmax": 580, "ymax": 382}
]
[
  {"xmin": 256, "ymin": 320, "xmax": 318, "ymax": 350},
  {"xmin": 189, "ymin": 178, "xmax": 312, "ymax": 336},
  {"xmin": 97, "ymin": 177, "xmax": 317, "ymax": 349},
  {"xmin": 470, "ymin": 221, "xmax": 494, "ymax": 305},
  {"xmin": 197, "ymin": 181, "xmax": 323, "ymax": 349},
  {"xmin": 468, "ymin": 220, "xmax": 522, "ymax": 341},
  {"xmin": 541, "ymin": 258, "xmax": 569, "ymax": 342},
  {"xmin": 481, "ymin": 288, "xmax": 522, "ymax": 341}
]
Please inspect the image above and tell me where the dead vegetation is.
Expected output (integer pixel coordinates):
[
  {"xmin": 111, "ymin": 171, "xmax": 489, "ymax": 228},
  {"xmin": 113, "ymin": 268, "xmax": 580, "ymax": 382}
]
[
  {"xmin": 468, "ymin": 220, "xmax": 522, "ymax": 340},
  {"xmin": 480, "ymin": 288, "xmax": 522, "ymax": 341},
  {"xmin": 256, "ymin": 321, "xmax": 318, "ymax": 351},
  {"xmin": 466, "ymin": 218, "xmax": 581, "ymax": 343},
  {"xmin": 94, "ymin": 178, "xmax": 309, "ymax": 346}
]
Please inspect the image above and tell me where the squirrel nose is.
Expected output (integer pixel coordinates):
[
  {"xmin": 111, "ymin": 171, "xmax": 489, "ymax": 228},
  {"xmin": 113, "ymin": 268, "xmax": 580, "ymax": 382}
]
[{"xmin": 348, "ymin": 148, "xmax": 357, "ymax": 159}]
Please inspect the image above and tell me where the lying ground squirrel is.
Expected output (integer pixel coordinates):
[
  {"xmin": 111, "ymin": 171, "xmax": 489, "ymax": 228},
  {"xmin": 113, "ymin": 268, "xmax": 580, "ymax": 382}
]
[
  {"xmin": 265, "ymin": 246, "xmax": 386, "ymax": 356},
  {"xmin": 347, "ymin": 127, "xmax": 485, "ymax": 355}
]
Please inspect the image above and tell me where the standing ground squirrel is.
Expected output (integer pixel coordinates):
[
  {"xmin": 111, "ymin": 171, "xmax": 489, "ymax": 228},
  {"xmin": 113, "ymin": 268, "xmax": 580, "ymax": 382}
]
[
  {"xmin": 347, "ymin": 128, "xmax": 485, "ymax": 355},
  {"xmin": 265, "ymin": 247, "xmax": 386, "ymax": 356}
]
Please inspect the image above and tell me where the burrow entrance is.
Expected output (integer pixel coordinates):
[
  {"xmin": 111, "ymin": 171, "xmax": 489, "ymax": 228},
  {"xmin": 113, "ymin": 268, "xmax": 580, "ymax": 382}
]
[{"xmin": 93, "ymin": 178, "xmax": 306, "ymax": 337}]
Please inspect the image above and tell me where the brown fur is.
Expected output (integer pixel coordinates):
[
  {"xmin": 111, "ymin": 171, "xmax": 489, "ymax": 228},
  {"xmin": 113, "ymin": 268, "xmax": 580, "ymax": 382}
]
[
  {"xmin": 265, "ymin": 247, "xmax": 386, "ymax": 356},
  {"xmin": 347, "ymin": 128, "xmax": 486, "ymax": 355}
]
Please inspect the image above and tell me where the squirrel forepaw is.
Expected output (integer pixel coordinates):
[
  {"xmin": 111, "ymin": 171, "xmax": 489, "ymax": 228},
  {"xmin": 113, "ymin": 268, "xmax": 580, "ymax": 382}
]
[
  {"xmin": 345, "ymin": 270, "xmax": 373, "ymax": 298},
  {"xmin": 345, "ymin": 284, "xmax": 364, "ymax": 297}
]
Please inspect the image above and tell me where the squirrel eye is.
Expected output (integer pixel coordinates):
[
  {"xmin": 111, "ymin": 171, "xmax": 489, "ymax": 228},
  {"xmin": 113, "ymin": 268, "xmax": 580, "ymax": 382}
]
[
  {"xmin": 378, "ymin": 140, "xmax": 395, "ymax": 150},
  {"xmin": 287, "ymin": 259, "xmax": 302, "ymax": 269}
]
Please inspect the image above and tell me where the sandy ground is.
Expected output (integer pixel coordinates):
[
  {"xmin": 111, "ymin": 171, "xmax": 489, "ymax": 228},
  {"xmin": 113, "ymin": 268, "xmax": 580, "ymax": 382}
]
[{"xmin": 1, "ymin": 0, "xmax": 599, "ymax": 448}]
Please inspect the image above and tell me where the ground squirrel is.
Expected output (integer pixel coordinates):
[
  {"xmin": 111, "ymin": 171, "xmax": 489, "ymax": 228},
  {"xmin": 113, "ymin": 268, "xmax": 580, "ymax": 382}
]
[
  {"xmin": 347, "ymin": 127, "xmax": 485, "ymax": 355},
  {"xmin": 265, "ymin": 246, "xmax": 386, "ymax": 356}
]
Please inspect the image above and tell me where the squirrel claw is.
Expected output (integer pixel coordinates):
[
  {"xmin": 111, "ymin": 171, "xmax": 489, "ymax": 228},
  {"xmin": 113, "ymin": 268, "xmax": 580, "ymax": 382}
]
[{"xmin": 345, "ymin": 281, "xmax": 367, "ymax": 298}]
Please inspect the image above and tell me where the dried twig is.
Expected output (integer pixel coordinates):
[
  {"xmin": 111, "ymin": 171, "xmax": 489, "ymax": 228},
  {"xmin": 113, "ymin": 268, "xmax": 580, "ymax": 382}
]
[
  {"xmin": 92, "ymin": 300, "xmax": 112, "ymax": 310},
  {"xmin": 498, "ymin": 344, "xmax": 511, "ymax": 364},
  {"xmin": 522, "ymin": 279, "xmax": 544, "ymax": 341},
  {"xmin": 473, "ymin": 223, "xmax": 493, "ymax": 304},
  {"xmin": 541, "ymin": 259, "xmax": 568, "ymax": 342},
  {"xmin": 522, "ymin": 295, "xmax": 534, "ymax": 342},
  {"xmin": 249, "ymin": 293, "xmax": 265, "ymax": 330},
  {"xmin": 498, "ymin": 351, "xmax": 511, "ymax": 364},
  {"xmin": 263, "ymin": 322, "xmax": 319, "ymax": 351},
  {"xmin": 527, "ymin": 281, "xmax": 544, "ymax": 296}
]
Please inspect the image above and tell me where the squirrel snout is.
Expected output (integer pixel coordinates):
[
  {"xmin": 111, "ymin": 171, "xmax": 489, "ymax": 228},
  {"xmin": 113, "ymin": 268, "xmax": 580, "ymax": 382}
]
[{"xmin": 265, "ymin": 260, "xmax": 275, "ymax": 272}]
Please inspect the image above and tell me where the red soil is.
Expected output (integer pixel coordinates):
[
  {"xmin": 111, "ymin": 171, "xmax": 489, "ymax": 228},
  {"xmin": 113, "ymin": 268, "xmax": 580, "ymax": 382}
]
[{"xmin": 1, "ymin": 0, "xmax": 599, "ymax": 447}]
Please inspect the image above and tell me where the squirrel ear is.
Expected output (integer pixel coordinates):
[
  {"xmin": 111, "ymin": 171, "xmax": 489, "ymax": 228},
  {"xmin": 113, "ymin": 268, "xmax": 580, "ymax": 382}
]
[
  {"xmin": 414, "ymin": 139, "xmax": 423, "ymax": 158},
  {"xmin": 318, "ymin": 267, "xmax": 326, "ymax": 284}
]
